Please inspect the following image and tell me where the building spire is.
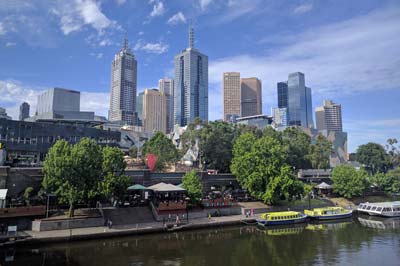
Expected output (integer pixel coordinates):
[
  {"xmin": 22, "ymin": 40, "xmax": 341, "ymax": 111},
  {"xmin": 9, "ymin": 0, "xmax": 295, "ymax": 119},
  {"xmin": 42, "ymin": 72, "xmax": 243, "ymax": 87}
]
[
  {"xmin": 123, "ymin": 32, "xmax": 128, "ymax": 50},
  {"xmin": 188, "ymin": 20, "xmax": 194, "ymax": 49}
]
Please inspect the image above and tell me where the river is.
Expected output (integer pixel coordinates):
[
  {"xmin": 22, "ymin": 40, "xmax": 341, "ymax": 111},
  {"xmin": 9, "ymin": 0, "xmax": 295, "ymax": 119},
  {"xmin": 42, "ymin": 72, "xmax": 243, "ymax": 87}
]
[{"xmin": 1, "ymin": 215, "xmax": 399, "ymax": 266}]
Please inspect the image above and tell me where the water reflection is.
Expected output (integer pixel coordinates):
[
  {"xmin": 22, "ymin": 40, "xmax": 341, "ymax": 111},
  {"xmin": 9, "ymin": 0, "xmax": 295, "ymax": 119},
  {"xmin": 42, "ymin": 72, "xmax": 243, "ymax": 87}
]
[
  {"xmin": 1, "ymin": 218, "xmax": 399, "ymax": 266},
  {"xmin": 358, "ymin": 215, "xmax": 400, "ymax": 230}
]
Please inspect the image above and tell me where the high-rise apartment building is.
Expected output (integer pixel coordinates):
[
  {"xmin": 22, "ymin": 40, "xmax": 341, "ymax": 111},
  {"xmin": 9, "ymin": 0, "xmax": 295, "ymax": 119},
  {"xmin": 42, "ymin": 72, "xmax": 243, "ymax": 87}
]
[
  {"xmin": 272, "ymin": 107, "xmax": 288, "ymax": 127},
  {"xmin": 136, "ymin": 91, "xmax": 144, "ymax": 126},
  {"xmin": 278, "ymin": 72, "xmax": 313, "ymax": 128},
  {"xmin": 240, "ymin": 77, "xmax": 262, "ymax": 117},
  {"xmin": 223, "ymin": 72, "xmax": 241, "ymax": 122},
  {"xmin": 143, "ymin": 89, "xmax": 166, "ymax": 134},
  {"xmin": 315, "ymin": 100, "xmax": 343, "ymax": 132},
  {"xmin": 159, "ymin": 78, "xmax": 174, "ymax": 133},
  {"xmin": 174, "ymin": 25, "xmax": 208, "ymax": 126},
  {"xmin": 109, "ymin": 37, "xmax": 138, "ymax": 125},
  {"xmin": 19, "ymin": 102, "xmax": 30, "ymax": 121}
]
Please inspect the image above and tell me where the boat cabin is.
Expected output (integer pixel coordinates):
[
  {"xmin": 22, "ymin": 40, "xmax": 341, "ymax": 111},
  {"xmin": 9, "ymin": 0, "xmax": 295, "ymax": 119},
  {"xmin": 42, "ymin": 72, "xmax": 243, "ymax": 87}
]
[{"xmin": 261, "ymin": 211, "xmax": 302, "ymax": 221}]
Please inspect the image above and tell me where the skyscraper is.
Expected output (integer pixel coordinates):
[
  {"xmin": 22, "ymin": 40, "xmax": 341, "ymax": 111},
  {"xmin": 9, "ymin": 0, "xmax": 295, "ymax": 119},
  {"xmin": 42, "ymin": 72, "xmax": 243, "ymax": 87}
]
[
  {"xmin": 315, "ymin": 100, "xmax": 343, "ymax": 132},
  {"xmin": 240, "ymin": 77, "xmax": 262, "ymax": 117},
  {"xmin": 279, "ymin": 72, "xmax": 313, "ymax": 128},
  {"xmin": 272, "ymin": 107, "xmax": 288, "ymax": 127},
  {"xmin": 143, "ymin": 89, "xmax": 166, "ymax": 134},
  {"xmin": 223, "ymin": 72, "xmax": 241, "ymax": 122},
  {"xmin": 136, "ymin": 91, "xmax": 144, "ymax": 126},
  {"xmin": 174, "ymin": 25, "xmax": 208, "ymax": 126},
  {"xmin": 19, "ymin": 102, "xmax": 30, "ymax": 121},
  {"xmin": 159, "ymin": 78, "xmax": 174, "ymax": 133},
  {"xmin": 277, "ymin": 82, "xmax": 288, "ymax": 108},
  {"xmin": 109, "ymin": 36, "xmax": 138, "ymax": 125}
]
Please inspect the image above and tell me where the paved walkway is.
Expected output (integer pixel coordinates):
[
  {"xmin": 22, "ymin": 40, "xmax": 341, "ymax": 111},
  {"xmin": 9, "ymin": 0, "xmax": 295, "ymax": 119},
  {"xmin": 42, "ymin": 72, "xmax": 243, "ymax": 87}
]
[{"xmin": 24, "ymin": 214, "xmax": 259, "ymax": 242}]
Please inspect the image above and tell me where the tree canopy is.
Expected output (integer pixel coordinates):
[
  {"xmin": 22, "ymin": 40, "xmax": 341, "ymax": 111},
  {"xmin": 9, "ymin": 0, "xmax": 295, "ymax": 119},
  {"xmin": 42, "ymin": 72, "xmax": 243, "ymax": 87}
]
[
  {"xmin": 43, "ymin": 138, "xmax": 129, "ymax": 217},
  {"xmin": 309, "ymin": 134, "xmax": 332, "ymax": 170},
  {"xmin": 142, "ymin": 131, "xmax": 178, "ymax": 171},
  {"xmin": 331, "ymin": 165, "xmax": 369, "ymax": 198},
  {"xmin": 182, "ymin": 170, "xmax": 203, "ymax": 204},
  {"xmin": 356, "ymin": 142, "xmax": 391, "ymax": 174},
  {"xmin": 231, "ymin": 133, "xmax": 304, "ymax": 204}
]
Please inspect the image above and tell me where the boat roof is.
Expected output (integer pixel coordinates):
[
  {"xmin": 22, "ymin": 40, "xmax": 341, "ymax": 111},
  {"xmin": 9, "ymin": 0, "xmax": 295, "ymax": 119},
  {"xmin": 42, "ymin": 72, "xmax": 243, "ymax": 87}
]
[
  {"xmin": 360, "ymin": 201, "xmax": 400, "ymax": 207},
  {"xmin": 264, "ymin": 211, "xmax": 300, "ymax": 216},
  {"xmin": 311, "ymin": 207, "xmax": 343, "ymax": 211}
]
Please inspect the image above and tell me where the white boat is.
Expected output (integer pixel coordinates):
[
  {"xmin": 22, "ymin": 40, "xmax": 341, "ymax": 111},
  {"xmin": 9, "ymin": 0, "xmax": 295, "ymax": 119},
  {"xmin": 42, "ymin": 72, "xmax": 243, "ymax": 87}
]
[{"xmin": 357, "ymin": 201, "xmax": 400, "ymax": 217}]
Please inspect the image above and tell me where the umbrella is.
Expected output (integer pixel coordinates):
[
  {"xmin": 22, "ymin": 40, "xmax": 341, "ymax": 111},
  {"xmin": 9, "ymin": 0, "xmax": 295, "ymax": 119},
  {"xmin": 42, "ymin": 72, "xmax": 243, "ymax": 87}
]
[{"xmin": 127, "ymin": 184, "xmax": 147, "ymax": 191}]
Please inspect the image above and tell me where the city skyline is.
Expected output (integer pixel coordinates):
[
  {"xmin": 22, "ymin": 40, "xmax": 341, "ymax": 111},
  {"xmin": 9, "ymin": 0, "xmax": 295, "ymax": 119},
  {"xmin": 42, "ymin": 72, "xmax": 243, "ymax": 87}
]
[{"xmin": 0, "ymin": 0, "xmax": 399, "ymax": 152}]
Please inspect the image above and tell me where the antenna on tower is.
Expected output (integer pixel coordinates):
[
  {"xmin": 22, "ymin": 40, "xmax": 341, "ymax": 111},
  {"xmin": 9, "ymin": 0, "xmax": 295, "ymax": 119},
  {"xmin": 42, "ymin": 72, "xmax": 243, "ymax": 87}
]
[
  {"xmin": 123, "ymin": 32, "xmax": 128, "ymax": 50},
  {"xmin": 188, "ymin": 19, "xmax": 194, "ymax": 49}
]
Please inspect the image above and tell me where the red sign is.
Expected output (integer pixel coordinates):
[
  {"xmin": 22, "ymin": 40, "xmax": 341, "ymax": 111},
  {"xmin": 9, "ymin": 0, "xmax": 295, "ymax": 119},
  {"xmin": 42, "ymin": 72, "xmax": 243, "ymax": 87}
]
[{"xmin": 146, "ymin": 154, "xmax": 158, "ymax": 172}]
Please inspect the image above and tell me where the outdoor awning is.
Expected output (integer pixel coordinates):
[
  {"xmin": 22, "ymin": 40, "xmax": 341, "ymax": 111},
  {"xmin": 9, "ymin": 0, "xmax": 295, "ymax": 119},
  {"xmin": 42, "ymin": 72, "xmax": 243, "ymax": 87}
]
[
  {"xmin": 127, "ymin": 184, "xmax": 148, "ymax": 191},
  {"xmin": 315, "ymin": 182, "xmax": 333, "ymax": 189},
  {"xmin": 148, "ymin": 182, "xmax": 186, "ymax": 192}
]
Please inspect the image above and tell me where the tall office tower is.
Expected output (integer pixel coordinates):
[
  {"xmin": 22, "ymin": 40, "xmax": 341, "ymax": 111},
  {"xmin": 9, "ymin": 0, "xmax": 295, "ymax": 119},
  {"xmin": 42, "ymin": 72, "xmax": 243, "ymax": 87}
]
[
  {"xmin": 277, "ymin": 82, "xmax": 288, "ymax": 108},
  {"xmin": 174, "ymin": 25, "xmax": 208, "ymax": 126},
  {"xmin": 223, "ymin": 72, "xmax": 241, "ymax": 122},
  {"xmin": 240, "ymin": 77, "xmax": 262, "ymax": 117},
  {"xmin": 143, "ymin": 89, "xmax": 166, "ymax": 134},
  {"xmin": 315, "ymin": 100, "xmax": 343, "ymax": 132},
  {"xmin": 272, "ymin": 107, "xmax": 288, "ymax": 127},
  {"xmin": 159, "ymin": 78, "xmax": 174, "ymax": 133},
  {"xmin": 279, "ymin": 72, "xmax": 313, "ymax": 128},
  {"xmin": 19, "ymin": 102, "xmax": 30, "ymax": 121},
  {"xmin": 136, "ymin": 91, "xmax": 144, "ymax": 126},
  {"xmin": 109, "ymin": 36, "xmax": 138, "ymax": 125}
]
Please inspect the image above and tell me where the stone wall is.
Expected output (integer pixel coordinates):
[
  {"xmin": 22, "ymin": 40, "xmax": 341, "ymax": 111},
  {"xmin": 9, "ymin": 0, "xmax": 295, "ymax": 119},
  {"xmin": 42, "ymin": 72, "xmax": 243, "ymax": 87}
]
[{"xmin": 32, "ymin": 216, "xmax": 104, "ymax": 231}]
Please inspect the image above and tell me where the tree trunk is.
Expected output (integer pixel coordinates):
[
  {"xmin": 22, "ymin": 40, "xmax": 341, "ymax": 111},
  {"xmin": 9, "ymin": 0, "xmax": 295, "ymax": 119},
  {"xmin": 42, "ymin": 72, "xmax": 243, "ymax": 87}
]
[{"xmin": 68, "ymin": 203, "xmax": 75, "ymax": 218}]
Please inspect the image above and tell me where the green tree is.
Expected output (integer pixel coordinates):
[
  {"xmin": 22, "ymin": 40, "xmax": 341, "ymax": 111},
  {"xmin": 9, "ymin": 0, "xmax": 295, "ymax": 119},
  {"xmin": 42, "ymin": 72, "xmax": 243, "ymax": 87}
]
[
  {"xmin": 385, "ymin": 168, "xmax": 400, "ymax": 194},
  {"xmin": 129, "ymin": 146, "xmax": 138, "ymax": 158},
  {"xmin": 332, "ymin": 165, "xmax": 369, "ymax": 198},
  {"xmin": 309, "ymin": 134, "xmax": 333, "ymax": 170},
  {"xmin": 386, "ymin": 138, "xmax": 400, "ymax": 169},
  {"xmin": 356, "ymin": 142, "xmax": 391, "ymax": 174},
  {"xmin": 100, "ymin": 146, "xmax": 130, "ymax": 204},
  {"xmin": 43, "ymin": 138, "xmax": 103, "ymax": 217},
  {"xmin": 231, "ymin": 134, "xmax": 303, "ymax": 204},
  {"xmin": 143, "ymin": 131, "xmax": 178, "ymax": 171},
  {"xmin": 281, "ymin": 127, "xmax": 312, "ymax": 170},
  {"xmin": 23, "ymin": 187, "xmax": 34, "ymax": 206},
  {"xmin": 198, "ymin": 121, "xmax": 235, "ymax": 172},
  {"xmin": 182, "ymin": 170, "xmax": 203, "ymax": 204}
]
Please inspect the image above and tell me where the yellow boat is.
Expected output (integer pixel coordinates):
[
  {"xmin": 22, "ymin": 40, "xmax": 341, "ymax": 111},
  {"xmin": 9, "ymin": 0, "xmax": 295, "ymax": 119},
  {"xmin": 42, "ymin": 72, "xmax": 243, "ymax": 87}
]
[
  {"xmin": 256, "ymin": 211, "xmax": 308, "ymax": 226},
  {"xmin": 304, "ymin": 207, "xmax": 352, "ymax": 220}
]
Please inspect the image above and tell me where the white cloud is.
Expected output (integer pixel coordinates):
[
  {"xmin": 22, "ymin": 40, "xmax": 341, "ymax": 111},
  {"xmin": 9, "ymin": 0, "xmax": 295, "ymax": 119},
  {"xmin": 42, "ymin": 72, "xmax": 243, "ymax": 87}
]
[
  {"xmin": 52, "ymin": 0, "xmax": 117, "ymax": 35},
  {"xmin": 90, "ymin": 52, "xmax": 103, "ymax": 59},
  {"xmin": 199, "ymin": 0, "xmax": 213, "ymax": 11},
  {"xmin": 150, "ymin": 1, "xmax": 165, "ymax": 17},
  {"xmin": 167, "ymin": 12, "xmax": 186, "ymax": 25},
  {"xmin": 0, "ymin": 22, "xmax": 5, "ymax": 35},
  {"xmin": 115, "ymin": 0, "xmax": 127, "ymax": 5},
  {"xmin": 0, "ymin": 80, "xmax": 109, "ymax": 119},
  {"xmin": 217, "ymin": 0, "xmax": 262, "ymax": 23},
  {"xmin": 138, "ymin": 31, "xmax": 144, "ymax": 36},
  {"xmin": 293, "ymin": 4, "xmax": 313, "ymax": 14},
  {"xmin": 134, "ymin": 40, "xmax": 169, "ymax": 54},
  {"xmin": 5, "ymin": 42, "xmax": 16, "ymax": 47}
]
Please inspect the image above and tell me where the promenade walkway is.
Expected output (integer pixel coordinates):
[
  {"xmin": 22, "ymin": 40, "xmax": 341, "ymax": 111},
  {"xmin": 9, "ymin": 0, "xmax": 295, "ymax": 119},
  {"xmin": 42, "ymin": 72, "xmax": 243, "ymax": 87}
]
[{"xmin": 23, "ymin": 214, "xmax": 258, "ymax": 243}]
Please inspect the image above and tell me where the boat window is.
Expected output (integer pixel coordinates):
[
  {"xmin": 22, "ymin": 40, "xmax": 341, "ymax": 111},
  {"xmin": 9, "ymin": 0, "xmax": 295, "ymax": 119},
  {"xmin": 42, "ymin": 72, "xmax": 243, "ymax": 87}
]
[
  {"xmin": 362, "ymin": 205, "xmax": 367, "ymax": 209},
  {"xmin": 371, "ymin": 207, "xmax": 377, "ymax": 211},
  {"xmin": 366, "ymin": 206, "xmax": 371, "ymax": 210},
  {"xmin": 376, "ymin": 207, "xmax": 382, "ymax": 211}
]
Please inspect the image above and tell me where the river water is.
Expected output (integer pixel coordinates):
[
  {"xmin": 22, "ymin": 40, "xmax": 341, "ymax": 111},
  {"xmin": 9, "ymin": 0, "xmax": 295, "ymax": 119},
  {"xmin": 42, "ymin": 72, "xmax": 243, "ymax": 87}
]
[{"xmin": 1, "ymin": 216, "xmax": 400, "ymax": 266}]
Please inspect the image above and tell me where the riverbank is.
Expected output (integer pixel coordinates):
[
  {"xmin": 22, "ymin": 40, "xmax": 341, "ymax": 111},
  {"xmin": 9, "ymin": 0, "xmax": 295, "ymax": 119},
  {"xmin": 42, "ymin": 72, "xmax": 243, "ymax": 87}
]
[{"xmin": 19, "ymin": 214, "xmax": 257, "ymax": 246}]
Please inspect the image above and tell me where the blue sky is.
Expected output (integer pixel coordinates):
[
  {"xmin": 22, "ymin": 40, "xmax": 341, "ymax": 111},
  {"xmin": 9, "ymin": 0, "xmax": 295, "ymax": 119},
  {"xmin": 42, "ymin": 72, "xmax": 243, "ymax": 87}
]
[{"xmin": 0, "ymin": 0, "xmax": 399, "ymax": 152}]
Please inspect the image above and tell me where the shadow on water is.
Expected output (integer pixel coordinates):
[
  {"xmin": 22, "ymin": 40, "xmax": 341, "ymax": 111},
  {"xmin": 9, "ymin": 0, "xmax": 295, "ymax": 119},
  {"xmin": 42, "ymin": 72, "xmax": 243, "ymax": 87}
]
[{"xmin": 1, "ymin": 216, "xmax": 400, "ymax": 266}]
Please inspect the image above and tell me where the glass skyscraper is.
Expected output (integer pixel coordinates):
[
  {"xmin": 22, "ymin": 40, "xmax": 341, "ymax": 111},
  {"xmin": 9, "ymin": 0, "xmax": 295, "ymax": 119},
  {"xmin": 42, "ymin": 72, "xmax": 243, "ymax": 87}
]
[
  {"xmin": 173, "ymin": 26, "xmax": 208, "ymax": 126},
  {"xmin": 109, "ymin": 37, "xmax": 138, "ymax": 125},
  {"xmin": 278, "ymin": 72, "xmax": 313, "ymax": 128}
]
